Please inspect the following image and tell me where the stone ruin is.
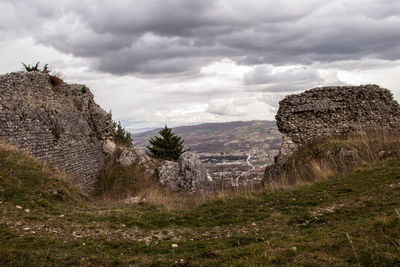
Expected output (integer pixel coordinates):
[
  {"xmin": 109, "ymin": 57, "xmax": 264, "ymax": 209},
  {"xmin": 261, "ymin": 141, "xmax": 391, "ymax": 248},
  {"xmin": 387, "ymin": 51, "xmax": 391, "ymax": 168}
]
[
  {"xmin": 0, "ymin": 71, "xmax": 210, "ymax": 194},
  {"xmin": 0, "ymin": 71, "xmax": 114, "ymax": 191},
  {"xmin": 9, "ymin": 73, "xmax": 394, "ymax": 193},
  {"xmin": 265, "ymin": 84, "xmax": 400, "ymax": 181}
]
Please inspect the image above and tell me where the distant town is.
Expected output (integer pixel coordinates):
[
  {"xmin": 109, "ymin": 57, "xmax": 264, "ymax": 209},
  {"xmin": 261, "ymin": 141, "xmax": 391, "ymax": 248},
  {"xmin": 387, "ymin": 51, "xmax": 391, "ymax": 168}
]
[{"xmin": 133, "ymin": 120, "xmax": 281, "ymax": 188}]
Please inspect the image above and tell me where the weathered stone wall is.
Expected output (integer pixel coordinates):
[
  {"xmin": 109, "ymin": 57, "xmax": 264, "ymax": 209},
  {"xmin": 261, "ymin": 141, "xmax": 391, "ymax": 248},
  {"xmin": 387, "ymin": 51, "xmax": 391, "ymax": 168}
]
[
  {"xmin": 0, "ymin": 71, "xmax": 114, "ymax": 191},
  {"xmin": 265, "ymin": 84, "xmax": 400, "ymax": 180}
]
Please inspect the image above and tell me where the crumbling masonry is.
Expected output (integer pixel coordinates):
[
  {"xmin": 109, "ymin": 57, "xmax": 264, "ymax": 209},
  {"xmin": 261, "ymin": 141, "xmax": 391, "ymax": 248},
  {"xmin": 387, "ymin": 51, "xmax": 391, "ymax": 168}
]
[
  {"xmin": 0, "ymin": 72, "xmax": 114, "ymax": 191},
  {"xmin": 265, "ymin": 85, "xmax": 400, "ymax": 181}
]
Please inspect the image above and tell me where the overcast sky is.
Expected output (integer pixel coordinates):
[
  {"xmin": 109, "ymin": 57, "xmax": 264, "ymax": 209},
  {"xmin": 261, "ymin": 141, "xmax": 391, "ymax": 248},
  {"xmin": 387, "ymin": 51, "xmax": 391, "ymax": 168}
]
[{"xmin": 1, "ymin": 0, "xmax": 400, "ymax": 132}]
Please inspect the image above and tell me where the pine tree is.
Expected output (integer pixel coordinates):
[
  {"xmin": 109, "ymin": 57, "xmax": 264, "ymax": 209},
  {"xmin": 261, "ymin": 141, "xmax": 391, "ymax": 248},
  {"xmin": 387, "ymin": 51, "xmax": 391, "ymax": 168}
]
[{"xmin": 147, "ymin": 125, "xmax": 189, "ymax": 160}]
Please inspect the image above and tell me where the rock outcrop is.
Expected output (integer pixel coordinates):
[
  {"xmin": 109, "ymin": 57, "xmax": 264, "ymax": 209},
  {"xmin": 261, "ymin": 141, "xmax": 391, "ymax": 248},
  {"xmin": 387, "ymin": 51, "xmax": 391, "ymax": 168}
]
[
  {"xmin": 0, "ymin": 71, "xmax": 114, "ymax": 191},
  {"xmin": 158, "ymin": 152, "xmax": 210, "ymax": 192},
  {"xmin": 265, "ymin": 84, "xmax": 400, "ymax": 181},
  {"xmin": 117, "ymin": 146, "xmax": 155, "ymax": 176}
]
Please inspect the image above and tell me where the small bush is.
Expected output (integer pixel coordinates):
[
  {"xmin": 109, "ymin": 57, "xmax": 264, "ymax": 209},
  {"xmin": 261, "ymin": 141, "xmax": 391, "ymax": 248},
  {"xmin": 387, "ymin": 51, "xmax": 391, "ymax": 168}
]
[
  {"xmin": 22, "ymin": 62, "xmax": 40, "ymax": 72},
  {"xmin": 22, "ymin": 62, "xmax": 64, "ymax": 86},
  {"xmin": 81, "ymin": 85, "xmax": 88, "ymax": 94},
  {"xmin": 22, "ymin": 62, "xmax": 50, "ymax": 73},
  {"xmin": 113, "ymin": 121, "xmax": 132, "ymax": 148}
]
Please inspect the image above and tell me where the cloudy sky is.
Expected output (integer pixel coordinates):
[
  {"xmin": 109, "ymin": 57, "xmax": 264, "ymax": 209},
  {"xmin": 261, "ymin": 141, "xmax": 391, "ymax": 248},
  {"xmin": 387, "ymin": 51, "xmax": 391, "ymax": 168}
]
[{"xmin": 1, "ymin": 0, "xmax": 400, "ymax": 132}]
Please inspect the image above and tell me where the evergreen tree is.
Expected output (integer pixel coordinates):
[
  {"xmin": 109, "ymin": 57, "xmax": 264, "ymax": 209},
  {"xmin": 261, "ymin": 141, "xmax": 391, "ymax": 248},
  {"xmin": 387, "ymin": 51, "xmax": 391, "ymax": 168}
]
[{"xmin": 147, "ymin": 125, "xmax": 189, "ymax": 160}]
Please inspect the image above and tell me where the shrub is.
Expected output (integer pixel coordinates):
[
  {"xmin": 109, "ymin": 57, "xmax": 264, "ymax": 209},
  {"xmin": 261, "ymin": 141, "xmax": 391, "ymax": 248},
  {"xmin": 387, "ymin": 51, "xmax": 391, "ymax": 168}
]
[
  {"xmin": 22, "ymin": 62, "xmax": 40, "ymax": 72},
  {"xmin": 21, "ymin": 62, "xmax": 50, "ymax": 73},
  {"xmin": 22, "ymin": 62, "xmax": 64, "ymax": 86},
  {"xmin": 113, "ymin": 121, "xmax": 132, "ymax": 147},
  {"xmin": 81, "ymin": 85, "xmax": 88, "ymax": 94}
]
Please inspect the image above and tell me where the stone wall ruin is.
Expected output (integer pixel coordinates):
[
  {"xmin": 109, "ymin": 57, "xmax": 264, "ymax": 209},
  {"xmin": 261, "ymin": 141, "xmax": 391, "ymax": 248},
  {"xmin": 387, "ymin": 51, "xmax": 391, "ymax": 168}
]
[
  {"xmin": 0, "ymin": 71, "xmax": 114, "ymax": 191},
  {"xmin": 265, "ymin": 84, "xmax": 400, "ymax": 180}
]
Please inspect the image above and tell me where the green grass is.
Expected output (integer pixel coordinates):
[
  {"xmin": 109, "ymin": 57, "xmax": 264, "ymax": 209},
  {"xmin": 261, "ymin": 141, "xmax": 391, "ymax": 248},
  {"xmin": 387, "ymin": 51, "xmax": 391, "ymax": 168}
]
[{"xmin": 1, "ymin": 144, "xmax": 400, "ymax": 266}]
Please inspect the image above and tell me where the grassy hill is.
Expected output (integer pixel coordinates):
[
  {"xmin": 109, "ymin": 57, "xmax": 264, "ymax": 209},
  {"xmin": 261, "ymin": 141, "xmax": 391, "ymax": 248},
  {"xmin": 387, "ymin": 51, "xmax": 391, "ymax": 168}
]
[
  {"xmin": 1, "ymin": 143, "xmax": 400, "ymax": 266},
  {"xmin": 132, "ymin": 120, "xmax": 281, "ymax": 154}
]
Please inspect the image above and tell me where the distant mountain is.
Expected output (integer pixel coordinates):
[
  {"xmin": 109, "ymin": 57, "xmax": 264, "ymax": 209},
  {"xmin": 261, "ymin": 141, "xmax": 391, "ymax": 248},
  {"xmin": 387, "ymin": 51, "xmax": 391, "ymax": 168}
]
[{"xmin": 132, "ymin": 120, "xmax": 281, "ymax": 154}]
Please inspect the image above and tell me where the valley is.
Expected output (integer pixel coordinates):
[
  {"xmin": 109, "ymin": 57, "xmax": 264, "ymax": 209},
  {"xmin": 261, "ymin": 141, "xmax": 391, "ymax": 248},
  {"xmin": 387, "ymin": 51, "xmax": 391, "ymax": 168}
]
[{"xmin": 133, "ymin": 120, "xmax": 281, "ymax": 187}]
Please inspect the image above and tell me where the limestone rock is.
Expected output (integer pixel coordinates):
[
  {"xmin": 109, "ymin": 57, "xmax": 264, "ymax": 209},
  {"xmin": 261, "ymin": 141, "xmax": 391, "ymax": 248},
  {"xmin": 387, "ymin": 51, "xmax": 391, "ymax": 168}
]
[
  {"xmin": 158, "ymin": 160, "xmax": 181, "ymax": 191},
  {"xmin": 102, "ymin": 140, "xmax": 116, "ymax": 155},
  {"xmin": 117, "ymin": 146, "xmax": 155, "ymax": 175},
  {"xmin": 158, "ymin": 152, "xmax": 209, "ymax": 192},
  {"xmin": 179, "ymin": 152, "xmax": 208, "ymax": 191}
]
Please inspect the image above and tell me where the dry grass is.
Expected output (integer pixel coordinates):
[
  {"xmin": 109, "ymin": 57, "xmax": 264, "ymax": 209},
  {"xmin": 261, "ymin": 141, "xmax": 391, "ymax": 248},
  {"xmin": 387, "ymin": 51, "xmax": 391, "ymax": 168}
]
[
  {"xmin": 265, "ymin": 131, "xmax": 400, "ymax": 191},
  {"xmin": 96, "ymin": 147, "xmax": 262, "ymax": 209},
  {"xmin": 49, "ymin": 75, "xmax": 64, "ymax": 86},
  {"xmin": 96, "ymin": 148, "xmax": 154, "ymax": 201},
  {"xmin": 97, "ymin": 132, "xmax": 400, "ymax": 209},
  {"xmin": 135, "ymin": 185, "xmax": 258, "ymax": 210}
]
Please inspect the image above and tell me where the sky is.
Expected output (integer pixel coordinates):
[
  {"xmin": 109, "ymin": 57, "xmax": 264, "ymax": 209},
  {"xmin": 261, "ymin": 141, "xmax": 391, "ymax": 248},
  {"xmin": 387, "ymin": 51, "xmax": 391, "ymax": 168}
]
[{"xmin": 1, "ymin": 0, "xmax": 400, "ymax": 133}]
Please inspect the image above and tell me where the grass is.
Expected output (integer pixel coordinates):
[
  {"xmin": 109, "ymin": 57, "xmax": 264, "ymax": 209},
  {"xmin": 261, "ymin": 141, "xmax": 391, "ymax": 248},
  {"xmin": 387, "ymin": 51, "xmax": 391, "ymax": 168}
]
[
  {"xmin": 1, "ymin": 143, "xmax": 400, "ymax": 265},
  {"xmin": 96, "ymin": 148, "xmax": 155, "ymax": 201},
  {"xmin": 265, "ymin": 132, "xmax": 400, "ymax": 190}
]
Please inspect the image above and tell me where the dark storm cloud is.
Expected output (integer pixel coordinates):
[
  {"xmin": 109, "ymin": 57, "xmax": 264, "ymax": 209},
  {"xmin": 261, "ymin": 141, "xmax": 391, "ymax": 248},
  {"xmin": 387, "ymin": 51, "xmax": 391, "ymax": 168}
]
[{"xmin": 4, "ymin": 0, "xmax": 400, "ymax": 76}]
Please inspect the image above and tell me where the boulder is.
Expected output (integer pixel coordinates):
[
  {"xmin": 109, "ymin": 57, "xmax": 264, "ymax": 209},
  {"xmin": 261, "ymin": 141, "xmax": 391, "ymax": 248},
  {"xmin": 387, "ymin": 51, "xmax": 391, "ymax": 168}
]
[
  {"xmin": 158, "ymin": 160, "xmax": 181, "ymax": 191},
  {"xmin": 102, "ymin": 140, "xmax": 116, "ymax": 155},
  {"xmin": 117, "ymin": 146, "xmax": 155, "ymax": 175},
  {"xmin": 158, "ymin": 152, "xmax": 209, "ymax": 192}
]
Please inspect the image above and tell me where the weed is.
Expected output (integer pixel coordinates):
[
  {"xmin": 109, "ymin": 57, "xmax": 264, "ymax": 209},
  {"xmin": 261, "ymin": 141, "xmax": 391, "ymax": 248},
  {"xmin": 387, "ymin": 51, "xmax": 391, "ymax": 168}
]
[{"xmin": 81, "ymin": 85, "xmax": 88, "ymax": 94}]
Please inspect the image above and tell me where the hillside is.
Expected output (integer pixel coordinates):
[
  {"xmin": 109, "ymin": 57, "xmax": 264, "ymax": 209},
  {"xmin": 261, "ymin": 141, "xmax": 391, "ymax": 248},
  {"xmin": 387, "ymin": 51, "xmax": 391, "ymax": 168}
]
[
  {"xmin": 132, "ymin": 120, "xmax": 281, "ymax": 154},
  {"xmin": 1, "ymin": 143, "xmax": 399, "ymax": 266}
]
